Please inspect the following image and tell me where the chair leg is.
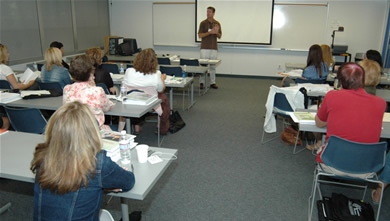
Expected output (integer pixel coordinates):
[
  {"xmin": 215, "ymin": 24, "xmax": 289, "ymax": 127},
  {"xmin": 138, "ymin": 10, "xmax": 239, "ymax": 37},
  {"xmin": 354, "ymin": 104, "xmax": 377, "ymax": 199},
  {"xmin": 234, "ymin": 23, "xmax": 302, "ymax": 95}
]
[
  {"xmin": 308, "ymin": 172, "xmax": 320, "ymax": 221},
  {"xmin": 293, "ymin": 130, "xmax": 305, "ymax": 154},
  {"xmin": 0, "ymin": 203, "xmax": 11, "ymax": 215},
  {"xmin": 376, "ymin": 181, "xmax": 385, "ymax": 221}
]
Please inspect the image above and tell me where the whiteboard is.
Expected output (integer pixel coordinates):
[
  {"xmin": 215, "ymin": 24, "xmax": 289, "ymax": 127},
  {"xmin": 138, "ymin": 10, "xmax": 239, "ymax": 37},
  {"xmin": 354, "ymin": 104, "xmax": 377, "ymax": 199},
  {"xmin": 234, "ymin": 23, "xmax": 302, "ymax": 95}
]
[
  {"xmin": 272, "ymin": 4, "xmax": 328, "ymax": 50},
  {"xmin": 152, "ymin": 2, "xmax": 328, "ymax": 50},
  {"xmin": 153, "ymin": 3, "xmax": 197, "ymax": 46}
]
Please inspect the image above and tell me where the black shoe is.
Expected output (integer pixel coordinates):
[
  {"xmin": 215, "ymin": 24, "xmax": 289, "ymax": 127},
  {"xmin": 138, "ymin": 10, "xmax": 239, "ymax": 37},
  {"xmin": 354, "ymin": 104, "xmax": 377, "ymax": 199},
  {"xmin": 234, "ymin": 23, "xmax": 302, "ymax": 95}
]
[
  {"xmin": 210, "ymin": 84, "xmax": 218, "ymax": 89},
  {"xmin": 200, "ymin": 83, "xmax": 204, "ymax": 89}
]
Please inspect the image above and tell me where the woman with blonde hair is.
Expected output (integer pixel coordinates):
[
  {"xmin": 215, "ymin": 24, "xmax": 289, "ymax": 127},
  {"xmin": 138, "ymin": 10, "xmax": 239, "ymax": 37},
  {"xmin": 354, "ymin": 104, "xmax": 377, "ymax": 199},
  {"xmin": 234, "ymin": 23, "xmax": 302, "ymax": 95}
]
[
  {"xmin": 0, "ymin": 43, "xmax": 36, "ymax": 89},
  {"xmin": 41, "ymin": 47, "xmax": 72, "ymax": 89},
  {"xmin": 85, "ymin": 47, "xmax": 115, "ymax": 94},
  {"xmin": 31, "ymin": 101, "xmax": 135, "ymax": 220},
  {"xmin": 320, "ymin": 44, "xmax": 335, "ymax": 69},
  {"xmin": 63, "ymin": 55, "xmax": 114, "ymax": 130},
  {"xmin": 122, "ymin": 48, "xmax": 170, "ymax": 135},
  {"xmin": 359, "ymin": 59, "xmax": 381, "ymax": 95}
]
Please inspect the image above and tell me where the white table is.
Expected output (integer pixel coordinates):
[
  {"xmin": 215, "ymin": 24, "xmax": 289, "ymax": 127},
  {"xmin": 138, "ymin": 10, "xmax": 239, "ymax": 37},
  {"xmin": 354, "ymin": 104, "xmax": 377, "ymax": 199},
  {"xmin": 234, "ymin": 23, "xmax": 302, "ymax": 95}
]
[
  {"xmin": 0, "ymin": 131, "xmax": 177, "ymax": 221},
  {"xmin": 1, "ymin": 96, "xmax": 162, "ymax": 137},
  {"xmin": 165, "ymin": 77, "xmax": 195, "ymax": 110},
  {"xmin": 111, "ymin": 75, "xmax": 195, "ymax": 110},
  {"xmin": 297, "ymin": 119, "xmax": 390, "ymax": 139}
]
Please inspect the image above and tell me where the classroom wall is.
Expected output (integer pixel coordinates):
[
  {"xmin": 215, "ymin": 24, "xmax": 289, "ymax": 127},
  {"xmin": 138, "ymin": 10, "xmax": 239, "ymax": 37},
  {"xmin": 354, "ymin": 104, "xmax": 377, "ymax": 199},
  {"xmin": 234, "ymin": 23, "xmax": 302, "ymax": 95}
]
[{"xmin": 110, "ymin": 0, "xmax": 389, "ymax": 77}]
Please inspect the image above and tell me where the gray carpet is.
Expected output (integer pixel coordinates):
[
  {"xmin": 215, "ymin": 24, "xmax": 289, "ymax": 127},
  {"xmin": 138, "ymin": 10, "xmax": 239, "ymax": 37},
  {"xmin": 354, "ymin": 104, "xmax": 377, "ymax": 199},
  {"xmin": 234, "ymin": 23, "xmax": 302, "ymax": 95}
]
[{"xmin": 1, "ymin": 76, "xmax": 389, "ymax": 221}]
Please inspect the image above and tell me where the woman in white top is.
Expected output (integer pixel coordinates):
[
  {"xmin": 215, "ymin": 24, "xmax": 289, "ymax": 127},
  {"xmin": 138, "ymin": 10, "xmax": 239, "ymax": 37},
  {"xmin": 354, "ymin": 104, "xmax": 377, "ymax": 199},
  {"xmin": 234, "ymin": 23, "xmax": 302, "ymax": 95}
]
[
  {"xmin": 122, "ymin": 48, "xmax": 170, "ymax": 135},
  {"xmin": 0, "ymin": 43, "xmax": 36, "ymax": 89}
]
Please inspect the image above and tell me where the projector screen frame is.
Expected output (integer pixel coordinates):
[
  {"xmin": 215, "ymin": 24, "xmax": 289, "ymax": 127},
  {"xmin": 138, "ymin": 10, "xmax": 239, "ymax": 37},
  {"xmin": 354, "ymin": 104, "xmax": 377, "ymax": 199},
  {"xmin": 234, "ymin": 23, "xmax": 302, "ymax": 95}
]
[{"xmin": 195, "ymin": 0, "xmax": 275, "ymax": 45}]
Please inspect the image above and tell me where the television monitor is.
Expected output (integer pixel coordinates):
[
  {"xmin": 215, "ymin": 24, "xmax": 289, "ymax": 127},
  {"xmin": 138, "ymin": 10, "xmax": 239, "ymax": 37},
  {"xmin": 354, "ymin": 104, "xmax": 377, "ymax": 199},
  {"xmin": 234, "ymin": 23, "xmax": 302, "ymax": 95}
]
[{"xmin": 121, "ymin": 38, "xmax": 138, "ymax": 55}]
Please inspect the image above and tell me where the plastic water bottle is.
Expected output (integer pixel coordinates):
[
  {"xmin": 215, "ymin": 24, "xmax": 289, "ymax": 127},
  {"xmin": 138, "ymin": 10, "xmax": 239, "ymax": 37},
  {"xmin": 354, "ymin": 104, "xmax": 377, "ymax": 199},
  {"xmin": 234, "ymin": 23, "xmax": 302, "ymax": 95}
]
[
  {"xmin": 119, "ymin": 130, "xmax": 131, "ymax": 164},
  {"xmin": 182, "ymin": 65, "xmax": 187, "ymax": 79},
  {"xmin": 33, "ymin": 62, "xmax": 38, "ymax": 71},
  {"xmin": 120, "ymin": 63, "xmax": 124, "ymax": 74},
  {"xmin": 120, "ymin": 82, "xmax": 126, "ymax": 98}
]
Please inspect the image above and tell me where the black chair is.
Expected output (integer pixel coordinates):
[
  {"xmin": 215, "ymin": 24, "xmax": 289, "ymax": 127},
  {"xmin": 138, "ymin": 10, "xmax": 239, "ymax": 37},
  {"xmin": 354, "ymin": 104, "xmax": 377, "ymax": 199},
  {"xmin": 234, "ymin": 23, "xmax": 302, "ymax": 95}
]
[
  {"xmin": 0, "ymin": 80, "xmax": 12, "ymax": 89},
  {"xmin": 38, "ymin": 82, "xmax": 63, "ymax": 95},
  {"xmin": 180, "ymin": 59, "xmax": 199, "ymax": 66},
  {"xmin": 157, "ymin": 57, "xmax": 171, "ymax": 65},
  {"xmin": 4, "ymin": 106, "xmax": 47, "ymax": 134},
  {"xmin": 160, "ymin": 66, "xmax": 182, "ymax": 77},
  {"xmin": 101, "ymin": 63, "xmax": 120, "ymax": 74},
  {"xmin": 126, "ymin": 64, "xmax": 133, "ymax": 69},
  {"xmin": 37, "ymin": 63, "xmax": 44, "ymax": 71},
  {"xmin": 96, "ymin": 83, "xmax": 110, "ymax": 95}
]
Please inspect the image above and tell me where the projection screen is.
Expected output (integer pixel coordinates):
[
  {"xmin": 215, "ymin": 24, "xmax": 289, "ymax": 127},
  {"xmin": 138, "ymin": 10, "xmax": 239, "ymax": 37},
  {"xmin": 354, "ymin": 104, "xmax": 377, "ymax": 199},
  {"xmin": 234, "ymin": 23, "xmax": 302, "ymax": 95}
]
[{"xmin": 196, "ymin": 0, "xmax": 274, "ymax": 45}]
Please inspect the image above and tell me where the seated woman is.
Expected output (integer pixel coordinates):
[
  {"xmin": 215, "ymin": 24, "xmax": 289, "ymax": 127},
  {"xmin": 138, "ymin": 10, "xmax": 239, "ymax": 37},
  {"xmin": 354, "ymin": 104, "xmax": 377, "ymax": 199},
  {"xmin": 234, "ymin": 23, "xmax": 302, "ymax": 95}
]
[
  {"xmin": 302, "ymin": 44, "xmax": 329, "ymax": 80},
  {"xmin": 320, "ymin": 44, "xmax": 334, "ymax": 71},
  {"xmin": 63, "ymin": 55, "xmax": 114, "ymax": 131},
  {"xmin": 359, "ymin": 59, "xmax": 381, "ymax": 95},
  {"xmin": 315, "ymin": 63, "xmax": 386, "ymax": 171},
  {"xmin": 31, "ymin": 101, "xmax": 135, "ymax": 220},
  {"xmin": 279, "ymin": 44, "xmax": 328, "ymax": 87},
  {"xmin": 85, "ymin": 47, "xmax": 116, "ymax": 94},
  {"xmin": 41, "ymin": 47, "xmax": 72, "ymax": 89},
  {"xmin": 122, "ymin": 48, "xmax": 170, "ymax": 135},
  {"xmin": 0, "ymin": 43, "xmax": 37, "ymax": 90}
]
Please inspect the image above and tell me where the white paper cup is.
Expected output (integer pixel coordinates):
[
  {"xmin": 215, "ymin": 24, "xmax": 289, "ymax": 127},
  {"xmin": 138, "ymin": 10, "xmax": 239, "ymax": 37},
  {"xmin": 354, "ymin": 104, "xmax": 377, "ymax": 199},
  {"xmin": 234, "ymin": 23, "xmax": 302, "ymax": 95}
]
[{"xmin": 136, "ymin": 144, "xmax": 149, "ymax": 163}]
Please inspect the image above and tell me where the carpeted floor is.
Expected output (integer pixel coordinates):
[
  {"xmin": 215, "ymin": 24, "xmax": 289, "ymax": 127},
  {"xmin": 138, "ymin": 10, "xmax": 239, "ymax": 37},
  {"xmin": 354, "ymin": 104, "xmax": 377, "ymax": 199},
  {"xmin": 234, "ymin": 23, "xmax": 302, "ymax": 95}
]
[{"xmin": 1, "ymin": 76, "xmax": 389, "ymax": 221}]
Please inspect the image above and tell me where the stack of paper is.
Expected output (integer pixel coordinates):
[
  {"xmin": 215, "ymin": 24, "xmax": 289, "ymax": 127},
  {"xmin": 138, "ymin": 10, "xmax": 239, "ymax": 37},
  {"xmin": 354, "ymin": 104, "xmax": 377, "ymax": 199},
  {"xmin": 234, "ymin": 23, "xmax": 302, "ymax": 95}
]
[
  {"xmin": 165, "ymin": 75, "xmax": 184, "ymax": 84},
  {"xmin": 101, "ymin": 130, "xmax": 137, "ymax": 162},
  {"xmin": 122, "ymin": 92, "xmax": 157, "ymax": 105},
  {"xmin": 20, "ymin": 90, "xmax": 50, "ymax": 98},
  {"xmin": 289, "ymin": 112, "xmax": 316, "ymax": 125},
  {"xmin": 0, "ymin": 92, "xmax": 21, "ymax": 103},
  {"xmin": 283, "ymin": 69, "xmax": 303, "ymax": 77}
]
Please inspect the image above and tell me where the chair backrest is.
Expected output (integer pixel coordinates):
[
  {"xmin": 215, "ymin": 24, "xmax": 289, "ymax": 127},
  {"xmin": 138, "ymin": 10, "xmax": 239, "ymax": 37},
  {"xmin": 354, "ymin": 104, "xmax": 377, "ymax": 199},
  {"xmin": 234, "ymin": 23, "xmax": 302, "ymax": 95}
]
[
  {"xmin": 274, "ymin": 93, "xmax": 294, "ymax": 113},
  {"xmin": 37, "ymin": 63, "xmax": 44, "ymax": 71},
  {"xmin": 38, "ymin": 82, "xmax": 63, "ymax": 94},
  {"xmin": 180, "ymin": 58, "xmax": 199, "ymax": 66},
  {"xmin": 160, "ymin": 66, "xmax": 182, "ymax": 77},
  {"xmin": 321, "ymin": 135, "xmax": 387, "ymax": 174},
  {"xmin": 0, "ymin": 80, "xmax": 12, "ymax": 89},
  {"xmin": 295, "ymin": 78, "xmax": 325, "ymax": 84},
  {"xmin": 101, "ymin": 63, "xmax": 120, "ymax": 74},
  {"xmin": 157, "ymin": 57, "xmax": 171, "ymax": 65},
  {"xmin": 4, "ymin": 106, "xmax": 47, "ymax": 134},
  {"xmin": 96, "ymin": 83, "xmax": 110, "ymax": 94},
  {"xmin": 99, "ymin": 209, "xmax": 114, "ymax": 221},
  {"xmin": 126, "ymin": 64, "xmax": 133, "ymax": 69}
]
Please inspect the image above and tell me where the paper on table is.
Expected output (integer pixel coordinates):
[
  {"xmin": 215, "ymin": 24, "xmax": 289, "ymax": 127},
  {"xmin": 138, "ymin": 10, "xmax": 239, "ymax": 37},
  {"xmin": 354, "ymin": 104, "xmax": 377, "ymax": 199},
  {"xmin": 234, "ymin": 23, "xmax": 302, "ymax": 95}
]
[
  {"xmin": 19, "ymin": 68, "xmax": 40, "ymax": 83},
  {"xmin": 0, "ymin": 92, "xmax": 21, "ymax": 103},
  {"xmin": 383, "ymin": 113, "xmax": 390, "ymax": 122},
  {"xmin": 20, "ymin": 90, "xmax": 50, "ymax": 98},
  {"xmin": 289, "ymin": 112, "xmax": 316, "ymax": 125},
  {"xmin": 282, "ymin": 69, "xmax": 303, "ymax": 77}
]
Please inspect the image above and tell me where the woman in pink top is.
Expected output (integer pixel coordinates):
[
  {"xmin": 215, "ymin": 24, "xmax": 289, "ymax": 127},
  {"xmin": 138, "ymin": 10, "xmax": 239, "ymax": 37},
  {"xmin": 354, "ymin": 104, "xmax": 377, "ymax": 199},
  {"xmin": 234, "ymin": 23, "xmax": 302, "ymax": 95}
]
[{"xmin": 63, "ymin": 55, "xmax": 114, "ymax": 130}]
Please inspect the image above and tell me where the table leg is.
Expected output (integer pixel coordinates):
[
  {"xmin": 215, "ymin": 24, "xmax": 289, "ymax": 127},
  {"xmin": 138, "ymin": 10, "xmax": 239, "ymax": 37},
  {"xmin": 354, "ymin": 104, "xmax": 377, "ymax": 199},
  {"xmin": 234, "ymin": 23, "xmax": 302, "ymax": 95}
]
[
  {"xmin": 170, "ymin": 88, "xmax": 173, "ymax": 111},
  {"xmin": 191, "ymin": 80, "xmax": 194, "ymax": 108},
  {"xmin": 126, "ymin": 118, "xmax": 132, "ymax": 134},
  {"xmin": 120, "ymin": 197, "xmax": 129, "ymax": 221}
]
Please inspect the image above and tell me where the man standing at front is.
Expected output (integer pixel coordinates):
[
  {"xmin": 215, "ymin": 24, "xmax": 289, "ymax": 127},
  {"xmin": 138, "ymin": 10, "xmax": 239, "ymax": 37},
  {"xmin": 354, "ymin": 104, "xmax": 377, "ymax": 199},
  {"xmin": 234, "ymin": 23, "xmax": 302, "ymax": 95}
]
[{"xmin": 198, "ymin": 6, "xmax": 221, "ymax": 89}]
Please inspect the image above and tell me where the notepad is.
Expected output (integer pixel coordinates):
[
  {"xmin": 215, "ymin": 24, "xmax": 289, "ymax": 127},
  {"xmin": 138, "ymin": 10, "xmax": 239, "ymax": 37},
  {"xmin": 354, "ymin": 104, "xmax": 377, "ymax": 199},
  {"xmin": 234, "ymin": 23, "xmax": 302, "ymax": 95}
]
[
  {"xmin": 289, "ymin": 112, "xmax": 316, "ymax": 125},
  {"xmin": 383, "ymin": 113, "xmax": 390, "ymax": 122}
]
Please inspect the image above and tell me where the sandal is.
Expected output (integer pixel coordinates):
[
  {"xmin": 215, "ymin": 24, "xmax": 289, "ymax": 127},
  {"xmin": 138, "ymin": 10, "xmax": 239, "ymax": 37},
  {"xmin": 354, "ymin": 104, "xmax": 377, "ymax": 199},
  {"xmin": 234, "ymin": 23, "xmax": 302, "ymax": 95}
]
[{"xmin": 371, "ymin": 189, "xmax": 379, "ymax": 205}]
